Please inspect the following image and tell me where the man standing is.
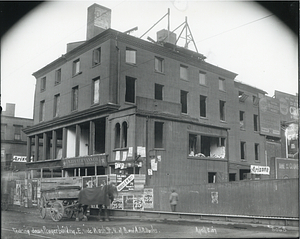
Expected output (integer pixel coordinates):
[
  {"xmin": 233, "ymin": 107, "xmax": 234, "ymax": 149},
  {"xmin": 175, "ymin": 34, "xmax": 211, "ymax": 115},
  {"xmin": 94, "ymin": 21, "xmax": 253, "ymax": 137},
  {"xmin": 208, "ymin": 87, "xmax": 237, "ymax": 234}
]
[{"xmin": 169, "ymin": 189, "xmax": 179, "ymax": 212}]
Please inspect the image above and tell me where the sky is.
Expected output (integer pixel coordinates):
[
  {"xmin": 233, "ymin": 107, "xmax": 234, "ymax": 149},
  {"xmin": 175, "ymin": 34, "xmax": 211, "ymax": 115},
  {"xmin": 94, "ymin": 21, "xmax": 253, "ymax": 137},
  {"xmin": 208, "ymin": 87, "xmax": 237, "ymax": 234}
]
[{"xmin": 1, "ymin": 0, "xmax": 298, "ymax": 119}]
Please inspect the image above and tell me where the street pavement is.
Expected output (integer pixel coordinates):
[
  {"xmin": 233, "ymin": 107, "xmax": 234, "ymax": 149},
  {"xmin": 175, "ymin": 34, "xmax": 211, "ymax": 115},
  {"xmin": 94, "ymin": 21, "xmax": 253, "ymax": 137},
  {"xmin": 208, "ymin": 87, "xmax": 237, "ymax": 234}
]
[{"xmin": 2, "ymin": 204, "xmax": 299, "ymax": 238}]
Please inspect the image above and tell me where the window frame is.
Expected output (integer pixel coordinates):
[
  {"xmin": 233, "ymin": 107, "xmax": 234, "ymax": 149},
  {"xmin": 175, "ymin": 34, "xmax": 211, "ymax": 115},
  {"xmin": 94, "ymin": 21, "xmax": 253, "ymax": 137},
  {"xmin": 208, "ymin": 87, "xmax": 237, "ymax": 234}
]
[
  {"xmin": 154, "ymin": 56, "xmax": 164, "ymax": 73},
  {"xmin": 125, "ymin": 76, "xmax": 136, "ymax": 103},
  {"xmin": 219, "ymin": 100, "xmax": 226, "ymax": 121},
  {"xmin": 40, "ymin": 77, "xmax": 46, "ymax": 92},
  {"xmin": 71, "ymin": 86, "xmax": 79, "ymax": 111},
  {"xmin": 253, "ymin": 114, "xmax": 259, "ymax": 132},
  {"xmin": 240, "ymin": 141, "xmax": 246, "ymax": 160},
  {"xmin": 180, "ymin": 64, "xmax": 188, "ymax": 81},
  {"xmin": 208, "ymin": 172, "xmax": 217, "ymax": 183},
  {"xmin": 92, "ymin": 77, "xmax": 100, "ymax": 105},
  {"xmin": 73, "ymin": 59, "xmax": 81, "ymax": 76},
  {"xmin": 219, "ymin": 78, "xmax": 225, "ymax": 91},
  {"xmin": 200, "ymin": 95, "xmax": 207, "ymax": 118},
  {"xmin": 125, "ymin": 47, "xmax": 137, "ymax": 65},
  {"xmin": 92, "ymin": 47, "xmax": 101, "ymax": 66},
  {"xmin": 199, "ymin": 71, "xmax": 206, "ymax": 85},
  {"xmin": 180, "ymin": 90, "xmax": 188, "ymax": 114},
  {"xmin": 254, "ymin": 143, "xmax": 259, "ymax": 161},
  {"xmin": 14, "ymin": 125, "xmax": 22, "ymax": 141},
  {"xmin": 39, "ymin": 100, "xmax": 45, "ymax": 122},
  {"xmin": 154, "ymin": 121, "xmax": 164, "ymax": 149},
  {"xmin": 55, "ymin": 69, "xmax": 61, "ymax": 85},
  {"xmin": 239, "ymin": 111, "xmax": 245, "ymax": 130},
  {"xmin": 53, "ymin": 94, "xmax": 60, "ymax": 118},
  {"xmin": 154, "ymin": 83, "xmax": 164, "ymax": 100}
]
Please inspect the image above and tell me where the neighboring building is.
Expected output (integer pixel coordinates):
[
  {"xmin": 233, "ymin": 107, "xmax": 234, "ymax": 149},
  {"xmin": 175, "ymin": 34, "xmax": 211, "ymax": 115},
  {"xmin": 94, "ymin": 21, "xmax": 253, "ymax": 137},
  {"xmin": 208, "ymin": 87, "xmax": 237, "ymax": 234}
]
[
  {"xmin": 1, "ymin": 103, "xmax": 33, "ymax": 171},
  {"xmin": 23, "ymin": 4, "xmax": 294, "ymax": 190}
]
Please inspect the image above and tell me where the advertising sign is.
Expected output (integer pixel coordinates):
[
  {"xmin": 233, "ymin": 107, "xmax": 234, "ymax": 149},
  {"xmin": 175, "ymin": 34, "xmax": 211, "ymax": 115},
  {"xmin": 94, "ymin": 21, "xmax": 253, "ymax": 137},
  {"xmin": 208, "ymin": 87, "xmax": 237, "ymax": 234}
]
[
  {"xmin": 143, "ymin": 188, "xmax": 154, "ymax": 209},
  {"xmin": 62, "ymin": 154, "xmax": 107, "ymax": 168},
  {"xmin": 133, "ymin": 195, "xmax": 144, "ymax": 211},
  {"xmin": 275, "ymin": 91, "xmax": 298, "ymax": 121},
  {"xmin": 259, "ymin": 96, "xmax": 281, "ymax": 137},
  {"xmin": 276, "ymin": 158, "xmax": 298, "ymax": 179},
  {"xmin": 250, "ymin": 165, "xmax": 270, "ymax": 175},
  {"xmin": 117, "ymin": 174, "xmax": 134, "ymax": 191}
]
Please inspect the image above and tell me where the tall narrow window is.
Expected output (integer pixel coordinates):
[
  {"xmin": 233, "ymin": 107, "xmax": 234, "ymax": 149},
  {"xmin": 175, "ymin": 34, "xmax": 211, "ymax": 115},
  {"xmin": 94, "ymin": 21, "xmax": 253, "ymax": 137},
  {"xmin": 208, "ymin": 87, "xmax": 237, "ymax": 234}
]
[
  {"xmin": 180, "ymin": 90, "xmax": 188, "ymax": 114},
  {"xmin": 115, "ymin": 123, "xmax": 120, "ymax": 148},
  {"xmin": 180, "ymin": 65, "xmax": 188, "ymax": 81},
  {"xmin": 200, "ymin": 95, "xmax": 207, "ymax": 117},
  {"xmin": 40, "ymin": 100, "xmax": 45, "ymax": 122},
  {"xmin": 240, "ymin": 141, "xmax": 246, "ymax": 160},
  {"xmin": 93, "ymin": 47, "xmax": 101, "ymax": 66},
  {"xmin": 54, "ymin": 94, "xmax": 60, "ymax": 117},
  {"xmin": 72, "ymin": 86, "xmax": 79, "ymax": 111},
  {"xmin": 219, "ymin": 78, "xmax": 225, "ymax": 91},
  {"xmin": 154, "ymin": 122, "xmax": 164, "ymax": 148},
  {"xmin": 126, "ymin": 48, "xmax": 136, "ymax": 64},
  {"xmin": 55, "ymin": 69, "xmax": 61, "ymax": 85},
  {"xmin": 122, "ymin": 122, "xmax": 128, "ymax": 148},
  {"xmin": 125, "ymin": 76, "xmax": 135, "ymax": 103},
  {"xmin": 155, "ymin": 57, "xmax": 164, "ymax": 73},
  {"xmin": 240, "ymin": 111, "xmax": 245, "ymax": 129},
  {"xmin": 219, "ymin": 100, "xmax": 225, "ymax": 121},
  {"xmin": 253, "ymin": 114, "xmax": 259, "ymax": 132},
  {"xmin": 255, "ymin": 143, "xmax": 259, "ymax": 161},
  {"xmin": 93, "ymin": 77, "xmax": 100, "ymax": 104},
  {"xmin": 155, "ymin": 83, "xmax": 163, "ymax": 100},
  {"xmin": 40, "ymin": 77, "xmax": 46, "ymax": 91},
  {"xmin": 73, "ymin": 59, "xmax": 80, "ymax": 76},
  {"xmin": 199, "ymin": 71, "xmax": 206, "ymax": 85},
  {"xmin": 14, "ymin": 125, "xmax": 22, "ymax": 140}
]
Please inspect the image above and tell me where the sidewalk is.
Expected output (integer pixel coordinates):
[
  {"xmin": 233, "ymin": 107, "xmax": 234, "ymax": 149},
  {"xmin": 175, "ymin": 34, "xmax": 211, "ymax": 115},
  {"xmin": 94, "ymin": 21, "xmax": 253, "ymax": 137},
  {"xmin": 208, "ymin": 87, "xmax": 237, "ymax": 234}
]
[{"xmin": 6, "ymin": 204, "xmax": 299, "ymax": 232}]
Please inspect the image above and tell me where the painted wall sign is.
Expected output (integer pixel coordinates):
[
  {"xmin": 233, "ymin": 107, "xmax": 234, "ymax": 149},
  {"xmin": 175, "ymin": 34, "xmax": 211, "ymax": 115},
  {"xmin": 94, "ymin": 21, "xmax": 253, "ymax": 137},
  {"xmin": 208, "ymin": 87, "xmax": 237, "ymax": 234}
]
[
  {"xmin": 143, "ymin": 188, "xmax": 154, "ymax": 209},
  {"xmin": 251, "ymin": 165, "xmax": 270, "ymax": 175},
  {"xmin": 275, "ymin": 91, "xmax": 298, "ymax": 121},
  {"xmin": 62, "ymin": 154, "xmax": 107, "ymax": 168},
  {"xmin": 259, "ymin": 96, "xmax": 281, "ymax": 137}
]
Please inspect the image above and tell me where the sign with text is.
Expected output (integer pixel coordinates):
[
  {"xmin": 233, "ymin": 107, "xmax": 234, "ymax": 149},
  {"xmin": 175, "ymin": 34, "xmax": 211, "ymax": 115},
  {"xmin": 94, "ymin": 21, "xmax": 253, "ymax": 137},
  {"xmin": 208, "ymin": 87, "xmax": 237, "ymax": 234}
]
[
  {"xmin": 62, "ymin": 154, "xmax": 107, "ymax": 168},
  {"xmin": 143, "ymin": 188, "xmax": 154, "ymax": 209},
  {"xmin": 275, "ymin": 91, "xmax": 298, "ymax": 121},
  {"xmin": 13, "ymin": 155, "xmax": 27, "ymax": 162},
  {"xmin": 251, "ymin": 165, "xmax": 270, "ymax": 175},
  {"xmin": 116, "ymin": 174, "xmax": 134, "ymax": 191},
  {"xmin": 259, "ymin": 96, "xmax": 281, "ymax": 137}
]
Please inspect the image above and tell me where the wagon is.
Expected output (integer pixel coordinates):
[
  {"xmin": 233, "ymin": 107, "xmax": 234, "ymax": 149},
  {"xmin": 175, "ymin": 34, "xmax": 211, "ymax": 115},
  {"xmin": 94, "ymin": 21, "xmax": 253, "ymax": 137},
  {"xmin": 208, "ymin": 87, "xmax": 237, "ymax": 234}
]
[{"xmin": 38, "ymin": 185, "xmax": 81, "ymax": 221}]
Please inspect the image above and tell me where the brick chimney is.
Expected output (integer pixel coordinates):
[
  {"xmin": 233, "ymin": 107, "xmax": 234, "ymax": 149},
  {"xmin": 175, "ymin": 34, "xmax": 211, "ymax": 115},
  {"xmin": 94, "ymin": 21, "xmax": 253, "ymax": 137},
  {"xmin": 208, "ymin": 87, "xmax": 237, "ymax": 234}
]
[
  {"xmin": 86, "ymin": 4, "xmax": 111, "ymax": 40},
  {"xmin": 3, "ymin": 103, "xmax": 15, "ymax": 117}
]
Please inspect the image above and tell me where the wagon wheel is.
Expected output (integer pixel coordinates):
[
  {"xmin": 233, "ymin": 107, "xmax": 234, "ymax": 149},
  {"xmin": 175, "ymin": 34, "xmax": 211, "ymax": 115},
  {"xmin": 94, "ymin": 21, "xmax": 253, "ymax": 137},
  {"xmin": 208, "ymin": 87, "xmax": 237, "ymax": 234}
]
[
  {"xmin": 39, "ymin": 196, "xmax": 47, "ymax": 219},
  {"xmin": 50, "ymin": 200, "xmax": 64, "ymax": 222}
]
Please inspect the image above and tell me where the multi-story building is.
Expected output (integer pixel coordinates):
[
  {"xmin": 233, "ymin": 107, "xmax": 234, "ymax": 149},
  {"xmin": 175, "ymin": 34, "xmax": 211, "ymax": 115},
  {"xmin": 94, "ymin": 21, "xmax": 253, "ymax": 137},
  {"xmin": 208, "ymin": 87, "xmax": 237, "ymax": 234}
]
[
  {"xmin": 23, "ymin": 4, "xmax": 285, "ymax": 189},
  {"xmin": 1, "ymin": 103, "xmax": 33, "ymax": 171}
]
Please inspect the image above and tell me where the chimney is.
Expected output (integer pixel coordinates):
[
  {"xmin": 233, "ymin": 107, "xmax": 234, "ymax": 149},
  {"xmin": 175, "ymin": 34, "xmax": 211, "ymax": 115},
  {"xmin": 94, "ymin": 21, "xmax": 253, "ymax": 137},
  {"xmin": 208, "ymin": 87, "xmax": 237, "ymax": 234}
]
[
  {"xmin": 157, "ymin": 29, "xmax": 176, "ymax": 45},
  {"xmin": 3, "ymin": 103, "xmax": 15, "ymax": 117},
  {"xmin": 86, "ymin": 4, "xmax": 111, "ymax": 40}
]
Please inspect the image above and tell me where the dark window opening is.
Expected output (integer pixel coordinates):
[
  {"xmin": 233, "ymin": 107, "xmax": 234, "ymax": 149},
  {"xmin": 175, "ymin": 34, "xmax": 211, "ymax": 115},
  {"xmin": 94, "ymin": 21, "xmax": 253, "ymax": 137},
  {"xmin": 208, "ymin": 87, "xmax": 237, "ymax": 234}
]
[
  {"xmin": 208, "ymin": 172, "xmax": 216, "ymax": 183},
  {"xmin": 181, "ymin": 90, "xmax": 188, "ymax": 114},
  {"xmin": 240, "ymin": 111, "xmax": 245, "ymax": 129},
  {"xmin": 125, "ymin": 76, "xmax": 135, "ymax": 103},
  {"xmin": 55, "ymin": 69, "xmax": 61, "ymax": 85},
  {"xmin": 94, "ymin": 119, "xmax": 106, "ymax": 154},
  {"xmin": 155, "ymin": 83, "xmax": 163, "ymax": 100},
  {"xmin": 253, "ymin": 114, "xmax": 258, "ymax": 131},
  {"xmin": 155, "ymin": 57, "xmax": 164, "ymax": 73},
  {"xmin": 93, "ymin": 47, "xmax": 101, "ymax": 66},
  {"xmin": 219, "ymin": 100, "xmax": 225, "ymax": 121},
  {"xmin": 240, "ymin": 169, "xmax": 251, "ymax": 180},
  {"xmin": 122, "ymin": 122, "xmax": 128, "ymax": 148},
  {"xmin": 240, "ymin": 141, "xmax": 246, "ymax": 160},
  {"xmin": 115, "ymin": 123, "xmax": 121, "ymax": 149},
  {"xmin": 155, "ymin": 122, "xmax": 163, "ymax": 148},
  {"xmin": 229, "ymin": 173, "xmax": 236, "ymax": 182},
  {"xmin": 200, "ymin": 95, "xmax": 207, "ymax": 117},
  {"xmin": 255, "ymin": 143, "xmax": 259, "ymax": 161}
]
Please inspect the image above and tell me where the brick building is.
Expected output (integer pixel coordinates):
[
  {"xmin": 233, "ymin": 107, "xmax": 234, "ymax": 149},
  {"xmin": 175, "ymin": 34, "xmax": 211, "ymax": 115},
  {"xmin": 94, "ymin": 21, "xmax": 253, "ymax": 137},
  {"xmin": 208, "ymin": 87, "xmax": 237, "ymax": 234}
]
[{"xmin": 23, "ymin": 4, "xmax": 286, "ymax": 188}]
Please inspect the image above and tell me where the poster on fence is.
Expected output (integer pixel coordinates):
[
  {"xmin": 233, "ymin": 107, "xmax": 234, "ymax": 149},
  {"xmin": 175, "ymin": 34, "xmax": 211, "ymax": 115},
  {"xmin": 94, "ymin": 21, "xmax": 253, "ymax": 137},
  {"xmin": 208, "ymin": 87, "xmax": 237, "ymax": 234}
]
[
  {"xmin": 111, "ymin": 195, "xmax": 123, "ymax": 209},
  {"xmin": 123, "ymin": 195, "xmax": 134, "ymax": 209},
  {"xmin": 143, "ymin": 188, "xmax": 154, "ymax": 209},
  {"xmin": 133, "ymin": 195, "xmax": 144, "ymax": 211}
]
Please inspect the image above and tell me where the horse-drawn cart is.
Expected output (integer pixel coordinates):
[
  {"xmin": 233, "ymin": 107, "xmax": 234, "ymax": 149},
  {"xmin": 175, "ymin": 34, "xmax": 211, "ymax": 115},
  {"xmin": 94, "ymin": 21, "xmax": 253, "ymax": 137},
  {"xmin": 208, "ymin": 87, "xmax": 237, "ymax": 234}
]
[{"xmin": 39, "ymin": 185, "xmax": 81, "ymax": 221}]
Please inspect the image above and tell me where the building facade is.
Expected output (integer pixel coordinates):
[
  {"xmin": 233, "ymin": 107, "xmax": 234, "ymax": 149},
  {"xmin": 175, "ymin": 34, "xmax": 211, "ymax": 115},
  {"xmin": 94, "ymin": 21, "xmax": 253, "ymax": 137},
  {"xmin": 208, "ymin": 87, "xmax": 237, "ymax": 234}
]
[
  {"xmin": 23, "ymin": 4, "xmax": 290, "ymax": 190},
  {"xmin": 1, "ymin": 103, "xmax": 33, "ymax": 171}
]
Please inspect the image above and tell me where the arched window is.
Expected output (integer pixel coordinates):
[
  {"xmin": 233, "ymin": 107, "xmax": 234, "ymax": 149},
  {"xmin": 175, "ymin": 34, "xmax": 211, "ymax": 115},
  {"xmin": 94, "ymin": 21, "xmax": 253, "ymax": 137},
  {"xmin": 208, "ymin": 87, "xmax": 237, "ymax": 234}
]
[
  {"xmin": 115, "ymin": 123, "xmax": 120, "ymax": 148},
  {"xmin": 122, "ymin": 121, "xmax": 128, "ymax": 148}
]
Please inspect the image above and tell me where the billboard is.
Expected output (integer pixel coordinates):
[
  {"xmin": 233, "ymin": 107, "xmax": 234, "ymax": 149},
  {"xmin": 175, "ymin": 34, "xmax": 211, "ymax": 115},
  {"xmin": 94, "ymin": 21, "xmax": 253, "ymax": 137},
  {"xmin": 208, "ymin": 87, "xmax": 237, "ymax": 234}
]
[
  {"xmin": 275, "ymin": 91, "xmax": 298, "ymax": 121},
  {"xmin": 259, "ymin": 96, "xmax": 281, "ymax": 137}
]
